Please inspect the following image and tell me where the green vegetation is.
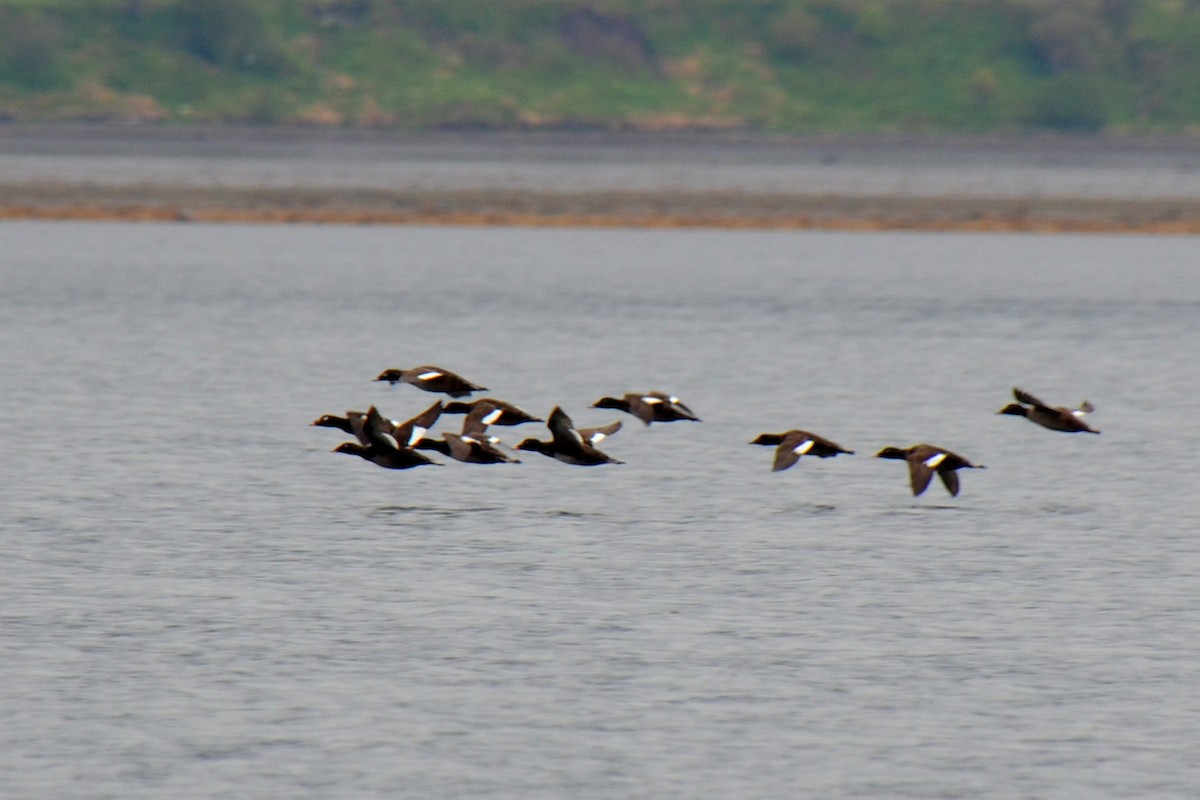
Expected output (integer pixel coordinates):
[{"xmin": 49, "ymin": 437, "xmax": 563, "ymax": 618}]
[{"xmin": 2, "ymin": 0, "xmax": 1200, "ymax": 133}]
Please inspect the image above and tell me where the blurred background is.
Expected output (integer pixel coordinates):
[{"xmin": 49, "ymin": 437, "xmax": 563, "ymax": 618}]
[{"xmin": 2, "ymin": 0, "xmax": 1200, "ymax": 135}]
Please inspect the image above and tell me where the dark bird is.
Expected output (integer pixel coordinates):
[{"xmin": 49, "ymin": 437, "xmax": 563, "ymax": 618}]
[
  {"xmin": 750, "ymin": 430, "xmax": 854, "ymax": 472},
  {"xmin": 374, "ymin": 365, "xmax": 486, "ymax": 397},
  {"xmin": 418, "ymin": 433, "xmax": 520, "ymax": 464},
  {"xmin": 591, "ymin": 392, "xmax": 700, "ymax": 425},
  {"xmin": 997, "ymin": 387, "xmax": 1100, "ymax": 434},
  {"xmin": 515, "ymin": 406, "xmax": 624, "ymax": 466},
  {"xmin": 312, "ymin": 401, "xmax": 443, "ymax": 448},
  {"xmin": 875, "ymin": 444, "xmax": 985, "ymax": 497},
  {"xmin": 441, "ymin": 398, "xmax": 543, "ymax": 427},
  {"xmin": 331, "ymin": 405, "xmax": 442, "ymax": 470},
  {"xmin": 332, "ymin": 441, "xmax": 440, "ymax": 470}
]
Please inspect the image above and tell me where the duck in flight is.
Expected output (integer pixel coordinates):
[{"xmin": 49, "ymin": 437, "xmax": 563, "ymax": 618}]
[
  {"xmin": 417, "ymin": 432, "xmax": 521, "ymax": 464},
  {"xmin": 312, "ymin": 401, "xmax": 443, "ymax": 448},
  {"xmin": 876, "ymin": 444, "xmax": 985, "ymax": 497},
  {"xmin": 332, "ymin": 405, "xmax": 442, "ymax": 470},
  {"xmin": 997, "ymin": 387, "xmax": 1099, "ymax": 434},
  {"xmin": 414, "ymin": 405, "xmax": 521, "ymax": 464},
  {"xmin": 515, "ymin": 406, "xmax": 624, "ymax": 466},
  {"xmin": 374, "ymin": 365, "xmax": 487, "ymax": 398},
  {"xmin": 591, "ymin": 392, "xmax": 699, "ymax": 425},
  {"xmin": 750, "ymin": 430, "xmax": 854, "ymax": 472},
  {"xmin": 441, "ymin": 397, "xmax": 543, "ymax": 427}
]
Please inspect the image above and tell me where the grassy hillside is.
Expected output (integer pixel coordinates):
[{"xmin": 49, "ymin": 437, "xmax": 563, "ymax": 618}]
[{"xmin": 3, "ymin": 0, "xmax": 1200, "ymax": 134}]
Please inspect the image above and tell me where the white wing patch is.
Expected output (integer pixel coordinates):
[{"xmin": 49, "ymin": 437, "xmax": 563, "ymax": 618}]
[
  {"xmin": 381, "ymin": 433, "xmax": 401, "ymax": 450},
  {"xmin": 482, "ymin": 408, "xmax": 504, "ymax": 425},
  {"xmin": 416, "ymin": 371, "xmax": 443, "ymax": 381},
  {"xmin": 642, "ymin": 396, "xmax": 664, "ymax": 405},
  {"xmin": 407, "ymin": 426, "xmax": 428, "ymax": 446},
  {"xmin": 793, "ymin": 439, "xmax": 815, "ymax": 455},
  {"xmin": 923, "ymin": 452, "xmax": 947, "ymax": 468}
]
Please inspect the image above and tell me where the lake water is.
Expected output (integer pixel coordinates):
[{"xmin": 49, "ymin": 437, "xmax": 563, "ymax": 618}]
[
  {"xmin": 6, "ymin": 127, "xmax": 1200, "ymax": 201},
  {"xmin": 2, "ymin": 220, "xmax": 1199, "ymax": 798}
]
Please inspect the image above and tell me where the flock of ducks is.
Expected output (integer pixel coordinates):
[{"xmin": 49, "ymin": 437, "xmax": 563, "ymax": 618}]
[{"xmin": 312, "ymin": 364, "xmax": 1100, "ymax": 498}]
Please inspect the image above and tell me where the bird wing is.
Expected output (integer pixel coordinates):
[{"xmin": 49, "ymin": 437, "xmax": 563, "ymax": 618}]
[
  {"xmin": 772, "ymin": 446, "xmax": 802, "ymax": 472},
  {"xmin": 579, "ymin": 420, "xmax": 622, "ymax": 445},
  {"xmin": 547, "ymin": 407, "xmax": 586, "ymax": 450},
  {"xmin": 478, "ymin": 405, "xmax": 506, "ymax": 426},
  {"xmin": 939, "ymin": 469, "xmax": 961, "ymax": 497},
  {"xmin": 772, "ymin": 433, "xmax": 814, "ymax": 472},
  {"xmin": 393, "ymin": 400, "xmax": 444, "ymax": 446},
  {"xmin": 1013, "ymin": 387, "xmax": 1053, "ymax": 410},
  {"xmin": 364, "ymin": 406, "xmax": 402, "ymax": 451},
  {"xmin": 665, "ymin": 395, "xmax": 698, "ymax": 418},
  {"xmin": 908, "ymin": 459, "xmax": 935, "ymax": 496},
  {"xmin": 346, "ymin": 411, "xmax": 373, "ymax": 445},
  {"xmin": 461, "ymin": 404, "xmax": 495, "ymax": 437},
  {"xmin": 627, "ymin": 395, "xmax": 656, "ymax": 424}
]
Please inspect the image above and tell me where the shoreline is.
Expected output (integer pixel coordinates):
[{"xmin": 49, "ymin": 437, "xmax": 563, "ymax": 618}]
[
  {"xmin": 4, "ymin": 124, "xmax": 1199, "ymax": 233},
  {"xmin": 3, "ymin": 185, "xmax": 1199, "ymax": 233}
]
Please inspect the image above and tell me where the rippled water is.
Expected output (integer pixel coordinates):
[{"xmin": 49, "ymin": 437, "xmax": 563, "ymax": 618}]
[{"xmin": 3, "ymin": 221, "xmax": 1199, "ymax": 798}]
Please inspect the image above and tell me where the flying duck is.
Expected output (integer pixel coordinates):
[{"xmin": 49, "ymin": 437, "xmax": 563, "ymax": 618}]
[
  {"xmin": 331, "ymin": 405, "xmax": 442, "ymax": 470},
  {"xmin": 312, "ymin": 401, "xmax": 443, "ymax": 447},
  {"xmin": 374, "ymin": 365, "xmax": 487, "ymax": 397},
  {"xmin": 997, "ymin": 387, "xmax": 1100, "ymax": 434},
  {"xmin": 875, "ymin": 444, "xmax": 985, "ymax": 497},
  {"xmin": 515, "ymin": 406, "xmax": 624, "ymax": 466},
  {"xmin": 441, "ymin": 398, "xmax": 543, "ymax": 427},
  {"xmin": 591, "ymin": 392, "xmax": 700, "ymax": 425},
  {"xmin": 750, "ymin": 430, "xmax": 855, "ymax": 472},
  {"xmin": 417, "ymin": 432, "xmax": 520, "ymax": 464},
  {"xmin": 332, "ymin": 441, "xmax": 440, "ymax": 470}
]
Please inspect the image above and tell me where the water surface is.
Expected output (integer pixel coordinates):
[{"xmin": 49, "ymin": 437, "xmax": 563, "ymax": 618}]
[{"xmin": 2, "ymin": 222, "xmax": 1199, "ymax": 798}]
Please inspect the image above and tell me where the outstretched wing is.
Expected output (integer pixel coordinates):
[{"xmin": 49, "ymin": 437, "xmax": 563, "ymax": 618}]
[
  {"xmin": 547, "ymin": 406, "xmax": 585, "ymax": 450},
  {"xmin": 1013, "ymin": 387, "xmax": 1052, "ymax": 410},
  {"xmin": 579, "ymin": 420, "xmax": 622, "ymax": 445},
  {"xmin": 345, "ymin": 411, "xmax": 372, "ymax": 445},
  {"xmin": 393, "ymin": 400, "xmax": 444, "ymax": 447},
  {"xmin": 908, "ymin": 459, "xmax": 934, "ymax": 496},
  {"xmin": 772, "ymin": 433, "xmax": 814, "ymax": 472}
]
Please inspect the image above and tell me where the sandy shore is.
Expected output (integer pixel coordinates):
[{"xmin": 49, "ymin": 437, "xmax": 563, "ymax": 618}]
[{"xmin": 3, "ymin": 125, "xmax": 1199, "ymax": 233}]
